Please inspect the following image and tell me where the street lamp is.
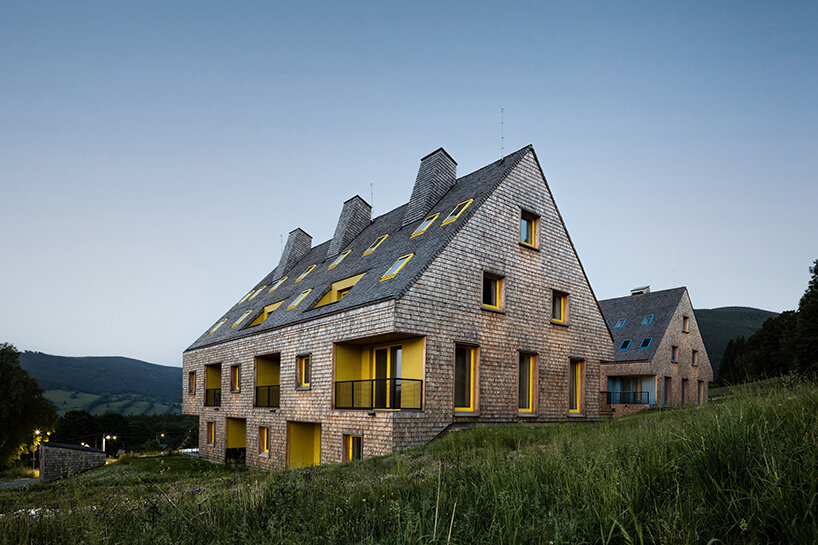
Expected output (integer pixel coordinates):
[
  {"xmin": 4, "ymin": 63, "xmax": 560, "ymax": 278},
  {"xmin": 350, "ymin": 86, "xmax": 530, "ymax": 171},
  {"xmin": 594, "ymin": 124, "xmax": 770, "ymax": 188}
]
[{"xmin": 33, "ymin": 430, "xmax": 40, "ymax": 470}]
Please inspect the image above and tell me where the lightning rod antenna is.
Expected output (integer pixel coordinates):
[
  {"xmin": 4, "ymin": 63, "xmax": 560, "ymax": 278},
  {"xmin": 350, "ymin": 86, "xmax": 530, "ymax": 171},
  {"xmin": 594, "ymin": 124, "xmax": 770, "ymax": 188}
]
[
  {"xmin": 370, "ymin": 182, "xmax": 374, "ymax": 214},
  {"xmin": 500, "ymin": 107, "xmax": 505, "ymax": 160}
]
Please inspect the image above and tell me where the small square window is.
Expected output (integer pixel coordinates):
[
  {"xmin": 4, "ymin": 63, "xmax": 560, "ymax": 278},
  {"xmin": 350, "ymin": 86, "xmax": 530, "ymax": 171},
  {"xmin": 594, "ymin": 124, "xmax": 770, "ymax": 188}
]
[
  {"xmin": 551, "ymin": 291, "xmax": 568, "ymax": 323},
  {"xmin": 188, "ymin": 371, "xmax": 196, "ymax": 395},
  {"xmin": 295, "ymin": 265, "xmax": 317, "ymax": 283},
  {"xmin": 297, "ymin": 355, "xmax": 311, "ymax": 388},
  {"xmin": 692, "ymin": 350, "xmax": 699, "ymax": 366},
  {"xmin": 327, "ymin": 250, "xmax": 351, "ymax": 270},
  {"xmin": 230, "ymin": 365, "xmax": 240, "ymax": 392},
  {"xmin": 363, "ymin": 234, "xmax": 388, "ymax": 256},
  {"xmin": 441, "ymin": 199, "xmax": 473, "ymax": 226},
  {"xmin": 682, "ymin": 316, "xmax": 690, "ymax": 333},
  {"xmin": 671, "ymin": 346, "xmax": 679, "ymax": 362},
  {"xmin": 381, "ymin": 254, "xmax": 413, "ymax": 281},
  {"xmin": 343, "ymin": 434, "xmax": 362, "ymax": 462},
  {"xmin": 613, "ymin": 318, "xmax": 627, "ymax": 329},
  {"xmin": 259, "ymin": 427, "xmax": 270, "ymax": 455},
  {"xmin": 287, "ymin": 289, "xmax": 313, "ymax": 309},
  {"xmin": 207, "ymin": 422, "xmax": 215, "ymax": 445},
  {"xmin": 641, "ymin": 314, "xmax": 654, "ymax": 326},
  {"xmin": 410, "ymin": 213, "xmax": 440, "ymax": 238},
  {"xmin": 520, "ymin": 210, "xmax": 540, "ymax": 248},
  {"xmin": 482, "ymin": 272, "xmax": 504, "ymax": 310},
  {"xmin": 619, "ymin": 339, "xmax": 632, "ymax": 350},
  {"xmin": 639, "ymin": 337, "xmax": 652, "ymax": 349}
]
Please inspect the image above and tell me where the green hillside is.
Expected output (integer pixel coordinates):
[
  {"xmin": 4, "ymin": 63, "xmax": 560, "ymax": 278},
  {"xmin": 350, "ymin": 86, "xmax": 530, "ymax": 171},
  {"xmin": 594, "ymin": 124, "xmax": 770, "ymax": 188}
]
[
  {"xmin": 19, "ymin": 352, "xmax": 182, "ymax": 416},
  {"xmin": 695, "ymin": 306, "xmax": 778, "ymax": 373}
]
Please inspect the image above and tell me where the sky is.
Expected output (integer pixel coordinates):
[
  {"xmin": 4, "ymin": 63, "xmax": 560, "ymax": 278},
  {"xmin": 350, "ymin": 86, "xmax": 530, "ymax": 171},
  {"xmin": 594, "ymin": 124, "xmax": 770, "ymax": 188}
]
[{"xmin": 1, "ymin": 1, "xmax": 816, "ymax": 367}]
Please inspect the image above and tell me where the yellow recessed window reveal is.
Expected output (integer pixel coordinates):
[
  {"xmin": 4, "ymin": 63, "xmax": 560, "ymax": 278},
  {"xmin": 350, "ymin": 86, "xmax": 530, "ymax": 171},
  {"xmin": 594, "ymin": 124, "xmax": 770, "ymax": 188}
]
[
  {"xmin": 209, "ymin": 318, "xmax": 227, "ymax": 334},
  {"xmin": 441, "ymin": 199, "xmax": 473, "ymax": 226},
  {"xmin": 249, "ymin": 300, "xmax": 285, "ymax": 326},
  {"xmin": 268, "ymin": 277, "xmax": 287, "ymax": 293},
  {"xmin": 410, "ymin": 213, "xmax": 440, "ymax": 238},
  {"xmin": 295, "ymin": 265, "xmax": 316, "ymax": 283},
  {"xmin": 314, "ymin": 273, "xmax": 366, "ymax": 307},
  {"xmin": 363, "ymin": 235, "xmax": 388, "ymax": 256},
  {"xmin": 288, "ymin": 289, "xmax": 313, "ymax": 309},
  {"xmin": 381, "ymin": 254, "xmax": 414, "ymax": 281},
  {"xmin": 327, "ymin": 250, "xmax": 351, "ymax": 270},
  {"xmin": 247, "ymin": 285, "xmax": 266, "ymax": 301},
  {"xmin": 232, "ymin": 309, "xmax": 253, "ymax": 328}
]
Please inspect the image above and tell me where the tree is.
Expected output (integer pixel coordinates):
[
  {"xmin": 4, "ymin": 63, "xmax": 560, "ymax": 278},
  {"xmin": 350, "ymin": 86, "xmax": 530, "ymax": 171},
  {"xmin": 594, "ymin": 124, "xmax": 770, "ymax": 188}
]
[
  {"xmin": 0, "ymin": 343, "xmax": 58, "ymax": 467},
  {"xmin": 794, "ymin": 259, "xmax": 818, "ymax": 374}
]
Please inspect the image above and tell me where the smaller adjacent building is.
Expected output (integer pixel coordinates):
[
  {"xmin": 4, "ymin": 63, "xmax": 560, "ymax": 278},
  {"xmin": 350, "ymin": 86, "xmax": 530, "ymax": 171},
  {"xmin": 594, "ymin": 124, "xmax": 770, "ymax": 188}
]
[{"xmin": 598, "ymin": 286, "xmax": 713, "ymax": 417}]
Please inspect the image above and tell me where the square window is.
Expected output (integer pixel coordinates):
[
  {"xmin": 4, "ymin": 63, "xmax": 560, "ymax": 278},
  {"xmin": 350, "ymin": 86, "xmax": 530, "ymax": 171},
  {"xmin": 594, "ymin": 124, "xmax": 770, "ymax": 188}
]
[
  {"xmin": 343, "ymin": 434, "xmax": 362, "ymax": 462},
  {"xmin": 295, "ymin": 265, "xmax": 317, "ymax": 283},
  {"xmin": 268, "ymin": 277, "xmax": 287, "ymax": 293},
  {"xmin": 247, "ymin": 285, "xmax": 266, "ymax": 301},
  {"xmin": 671, "ymin": 346, "xmax": 679, "ymax": 362},
  {"xmin": 518, "ymin": 354, "xmax": 536, "ymax": 413},
  {"xmin": 568, "ymin": 359, "xmax": 584, "ymax": 414},
  {"xmin": 230, "ymin": 365, "xmax": 240, "ymax": 392},
  {"xmin": 520, "ymin": 210, "xmax": 540, "ymax": 248},
  {"xmin": 441, "ymin": 199, "xmax": 473, "ymax": 226},
  {"xmin": 209, "ymin": 318, "xmax": 227, "ymax": 334},
  {"xmin": 297, "ymin": 355, "xmax": 311, "ymax": 388},
  {"xmin": 454, "ymin": 345, "xmax": 477, "ymax": 412},
  {"xmin": 641, "ymin": 314, "xmax": 654, "ymax": 326},
  {"xmin": 232, "ymin": 309, "xmax": 253, "ymax": 328},
  {"xmin": 639, "ymin": 337, "xmax": 652, "ymax": 349},
  {"xmin": 682, "ymin": 316, "xmax": 690, "ymax": 333},
  {"xmin": 363, "ymin": 234, "xmax": 388, "ymax": 256},
  {"xmin": 482, "ymin": 272, "xmax": 504, "ymax": 310},
  {"xmin": 287, "ymin": 289, "xmax": 313, "ymax": 309},
  {"xmin": 614, "ymin": 318, "xmax": 627, "ymax": 329},
  {"xmin": 551, "ymin": 291, "xmax": 568, "ymax": 323},
  {"xmin": 692, "ymin": 350, "xmax": 699, "ymax": 366},
  {"xmin": 619, "ymin": 339, "xmax": 632, "ymax": 350},
  {"xmin": 259, "ymin": 427, "xmax": 269, "ymax": 454},
  {"xmin": 188, "ymin": 371, "xmax": 196, "ymax": 395},
  {"xmin": 207, "ymin": 422, "xmax": 215, "ymax": 445},
  {"xmin": 410, "ymin": 213, "xmax": 440, "ymax": 238},
  {"xmin": 381, "ymin": 254, "xmax": 413, "ymax": 281},
  {"xmin": 327, "ymin": 250, "xmax": 351, "ymax": 270}
]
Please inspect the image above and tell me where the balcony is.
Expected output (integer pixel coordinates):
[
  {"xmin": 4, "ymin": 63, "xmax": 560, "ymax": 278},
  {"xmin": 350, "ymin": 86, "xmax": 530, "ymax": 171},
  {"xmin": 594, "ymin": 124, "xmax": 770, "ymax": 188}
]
[
  {"xmin": 335, "ymin": 378, "xmax": 422, "ymax": 410},
  {"xmin": 255, "ymin": 385, "xmax": 280, "ymax": 408},
  {"xmin": 603, "ymin": 391, "xmax": 650, "ymax": 405},
  {"xmin": 205, "ymin": 388, "xmax": 222, "ymax": 407}
]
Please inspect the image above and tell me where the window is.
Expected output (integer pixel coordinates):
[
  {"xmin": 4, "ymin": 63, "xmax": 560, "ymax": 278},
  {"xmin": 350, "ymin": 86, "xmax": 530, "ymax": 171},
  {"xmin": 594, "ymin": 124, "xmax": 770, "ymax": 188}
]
[
  {"xmin": 230, "ymin": 365, "xmax": 240, "ymax": 392},
  {"xmin": 287, "ymin": 289, "xmax": 312, "ymax": 309},
  {"xmin": 613, "ymin": 318, "xmax": 627, "ymax": 329},
  {"xmin": 259, "ymin": 427, "xmax": 269, "ymax": 455},
  {"xmin": 207, "ymin": 422, "xmax": 215, "ymax": 445},
  {"xmin": 363, "ymin": 234, "xmax": 388, "ymax": 256},
  {"xmin": 692, "ymin": 350, "xmax": 699, "ymax": 366},
  {"xmin": 209, "ymin": 318, "xmax": 227, "ymax": 334},
  {"xmin": 619, "ymin": 339, "xmax": 632, "ymax": 350},
  {"xmin": 682, "ymin": 316, "xmax": 690, "ymax": 333},
  {"xmin": 255, "ymin": 354, "xmax": 281, "ymax": 408},
  {"xmin": 697, "ymin": 381, "xmax": 703, "ymax": 406},
  {"xmin": 410, "ymin": 213, "xmax": 439, "ymax": 238},
  {"xmin": 671, "ymin": 346, "xmax": 679, "ymax": 362},
  {"xmin": 639, "ymin": 337, "xmax": 652, "ymax": 349},
  {"xmin": 232, "ymin": 309, "xmax": 253, "ymax": 328},
  {"xmin": 381, "ymin": 254, "xmax": 413, "ymax": 281},
  {"xmin": 520, "ymin": 210, "xmax": 540, "ymax": 248},
  {"xmin": 454, "ymin": 345, "xmax": 477, "ymax": 412},
  {"xmin": 482, "ymin": 272, "xmax": 504, "ymax": 310},
  {"xmin": 327, "ymin": 250, "xmax": 351, "ymax": 270},
  {"xmin": 441, "ymin": 199, "xmax": 473, "ymax": 226},
  {"xmin": 295, "ymin": 265, "xmax": 316, "ymax": 283},
  {"xmin": 682, "ymin": 379, "xmax": 688, "ymax": 408},
  {"xmin": 518, "ymin": 354, "xmax": 536, "ymax": 413},
  {"xmin": 343, "ymin": 434, "xmax": 362, "ymax": 462},
  {"xmin": 249, "ymin": 301, "xmax": 285, "ymax": 326},
  {"xmin": 237, "ymin": 290, "xmax": 255, "ymax": 305},
  {"xmin": 551, "ymin": 291, "xmax": 568, "ymax": 323},
  {"xmin": 641, "ymin": 314, "xmax": 654, "ymax": 326},
  {"xmin": 268, "ymin": 277, "xmax": 287, "ymax": 293},
  {"xmin": 664, "ymin": 377, "xmax": 671, "ymax": 406},
  {"xmin": 297, "ymin": 355, "xmax": 311, "ymax": 388},
  {"xmin": 188, "ymin": 372, "xmax": 196, "ymax": 395},
  {"xmin": 247, "ymin": 285, "xmax": 266, "ymax": 301},
  {"xmin": 314, "ymin": 273, "xmax": 366, "ymax": 308},
  {"xmin": 568, "ymin": 359, "xmax": 584, "ymax": 414}
]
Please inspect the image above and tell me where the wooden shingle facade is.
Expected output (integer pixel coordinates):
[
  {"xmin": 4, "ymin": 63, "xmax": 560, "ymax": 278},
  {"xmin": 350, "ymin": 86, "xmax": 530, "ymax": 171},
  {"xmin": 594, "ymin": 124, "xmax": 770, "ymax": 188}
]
[{"xmin": 182, "ymin": 146, "xmax": 613, "ymax": 468}]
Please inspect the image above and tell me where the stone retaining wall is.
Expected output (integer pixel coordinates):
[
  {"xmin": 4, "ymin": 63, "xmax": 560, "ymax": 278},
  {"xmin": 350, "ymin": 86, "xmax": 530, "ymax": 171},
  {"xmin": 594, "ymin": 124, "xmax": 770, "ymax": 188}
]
[{"xmin": 40, "ymin": 443, "xmax": 105, "ymax": 482}]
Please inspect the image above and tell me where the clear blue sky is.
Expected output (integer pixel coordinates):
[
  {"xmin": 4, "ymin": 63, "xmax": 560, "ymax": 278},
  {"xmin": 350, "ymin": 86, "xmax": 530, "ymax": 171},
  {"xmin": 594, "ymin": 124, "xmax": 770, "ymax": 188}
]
[{"xmin": 1, "ymin": 1, "xmax": 816, "ymax": 367}]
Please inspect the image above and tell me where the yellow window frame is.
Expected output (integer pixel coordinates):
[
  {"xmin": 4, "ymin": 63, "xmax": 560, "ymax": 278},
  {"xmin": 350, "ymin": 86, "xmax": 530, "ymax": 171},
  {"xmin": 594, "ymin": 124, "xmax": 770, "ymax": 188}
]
[
  {"xmin": 410, "ymin": 213, "xmax": 440, "ymax": 238},
  {"xmin": 287, "ymin": 289, "xmax": 312, "ymax": 310},
  {"xmin": 249, "ymin": 300, "xmax": 285, "ymax": 326},
  {"xmin": 381, "ymin": 254, "xmax": 414, "ymax": 281},
  {"xmin": 454, "ymin": 345, "xmax": 476, "ymax": 413},
  {"xmin": 569, "ymin": 360, "xmax": 583, "ymax": 414},
  {"xmin": 268, "ymin": 277, "xmax": 287, "ymax": 293},
  {"xmin": 232, "ymin": 309, "xmax": 253, "ymax": 328},
  {"xmin": 237, "ymin": 290, "xmax": 255, "ymax": 305},
  {"xmin": 327, "ymin": 250, "xmax": 351, "ymax": 270},
  {"xmin": 343, "ymin": 434, "xmax": 362, "ymax": 462},
  {"xmin": 518, "ymin": 354, "xmax": 536, "ymax": 413},
  {"xmin": 298, "ymin": 355, "xmax": 311, "ymax": 388},
  {"xmin": 520, "ymin": 210, "xmax": 539, "ymax": 248},
  {"xmin": 363, "ymin": 234, "xmax": 388, "ymax": 256},
  {"xmin": 441, "ymin": 199, "xmax": 473, "ymax": 226},
  {"xmin": 188, "ymin": 371, "xmax": 196, "ymax": 395},
  {"xmin": 230, "ymin": 365, "xmax": 240, "ymax": 392},
  {"xmin": 209, "ymin": 318, "xmax": 228, "ymax": 334},
  {"xmin": 295, "ymin": 265, "xmax": 316, "ymax": 283},
  {"xmin": 482, "ymin": 272, "xmax": 503, "ymax": 310},
  {"xmin": 259, "ymin": 427, "xmax": 269, "ymax": 454},
  {"xmin": 314, "ymin": 273, "xmax": 366, "ymax": 308},
  {"xmin": 552, "ymin": 291, "xmax": 568, "ymax": 323},
  {"xmin": 207, "ymin": 422, "xmax": 215, "ymax": 445},
  {"xmin": 247, "ymin": 285, "xmax": 267, "ymax": 301}
]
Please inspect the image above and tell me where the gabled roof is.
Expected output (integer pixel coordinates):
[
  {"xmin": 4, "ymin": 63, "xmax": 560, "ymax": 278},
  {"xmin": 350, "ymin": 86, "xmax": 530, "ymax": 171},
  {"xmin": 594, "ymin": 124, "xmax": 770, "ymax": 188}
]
[
  {"xmin": 187, "ymin": 145, "xmax": 533, "ymax": 352},
  {"xmin": 598, "ymin": 287, "xmax": 687, "ymax": 363}
]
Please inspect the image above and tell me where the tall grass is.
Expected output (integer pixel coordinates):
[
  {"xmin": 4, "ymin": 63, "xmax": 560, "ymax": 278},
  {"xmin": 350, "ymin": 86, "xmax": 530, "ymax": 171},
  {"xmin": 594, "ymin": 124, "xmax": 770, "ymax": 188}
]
[{"xmin": 2, "ymin": 377, "xmax": 816, "ymax": 544}]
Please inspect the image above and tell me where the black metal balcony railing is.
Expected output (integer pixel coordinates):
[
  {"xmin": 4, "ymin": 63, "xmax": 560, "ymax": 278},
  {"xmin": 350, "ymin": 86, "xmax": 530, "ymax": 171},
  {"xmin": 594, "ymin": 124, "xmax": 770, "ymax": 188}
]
[
  {"xmin": 205, "ymin": 388, "xmax": 221, "ymax": 407},
  {"xmin": 335, "ymin": 378, "xmax": 422, "ymax": 410},
  {"xmin": 255, "ymin": 385, "xmax": 280, "ymax": 408},
  {"xmin": 603, "ymin": 391, "xmax": 650, "ymax": 405}
]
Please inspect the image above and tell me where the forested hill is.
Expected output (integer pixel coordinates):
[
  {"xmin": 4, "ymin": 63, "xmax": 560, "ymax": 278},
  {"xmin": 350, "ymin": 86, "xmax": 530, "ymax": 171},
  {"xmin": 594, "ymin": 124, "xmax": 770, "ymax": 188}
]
[{"xmin": 695, "ymin": 307, "xmax": 778, "ymax": 373}]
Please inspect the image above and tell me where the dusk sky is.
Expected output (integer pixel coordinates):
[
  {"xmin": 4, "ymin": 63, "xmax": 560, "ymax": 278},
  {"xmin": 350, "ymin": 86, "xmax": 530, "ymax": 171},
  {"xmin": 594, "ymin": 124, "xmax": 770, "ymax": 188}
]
[{"xmin": 2, "ymin": 2, "xmax": 816, "ymax": 367}]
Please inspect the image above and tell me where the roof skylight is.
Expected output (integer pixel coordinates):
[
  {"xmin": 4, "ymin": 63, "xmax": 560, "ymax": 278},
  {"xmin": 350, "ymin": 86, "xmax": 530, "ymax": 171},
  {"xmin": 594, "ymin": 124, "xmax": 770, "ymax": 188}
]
[
  {"xmin": 441, "ymin": 199, "xmax": 474, "ymax": 226},
  {"xmin": 614, "ymin": 318, "xmax": 627, "ymax": 329},
  {"xmin": 381, "ymin": 254, "xmax": 414, "ymax": 281},
  {"xmin": 327, "ymin": 250, "xmax": 351, "ymax": 270},
  {"xmin": 209, "ymin": 318, "xmax": 227, "ymax": 334},
  {"xmin": 295, "ymin": 265, "xmax": 316, "ymax": 283},
  {"xmin": 619, "ymin": 339, "xmax": 632, "ymax": 351},
  {"xmin": 287, "ymin": 289, "xmax": 313, "ymax": 309},
  {"xmin": 268, "ymin": 277, "xmax": 287, "ymax": 293},
  {"xmin": 410, "ymin": 213, "xmax": 440, "ymax": 238},
  {"xmin": 363, "ymin": 235, "xmax": 388, "ymax": 256},
  {"xmin": 249, "ymin": 301, "xmax": 285, "ymax": 326},
  {"xmin": 639, "ymin": 337, "xmax": 652, "ymax": 349},
  {"xmin": 641, "ymin": 314, "xmax": 654, "ymax": 326},
  {"xmin": 237, "ymin": 290, "xmax": 255, "ymax": 305},
  {"xmin": 232, "ymin": 309, "xmax": 253, "ymax": 328},
  {"xmin": 247, "ymin": 285, "xmax": 266, "ymax": 301}
]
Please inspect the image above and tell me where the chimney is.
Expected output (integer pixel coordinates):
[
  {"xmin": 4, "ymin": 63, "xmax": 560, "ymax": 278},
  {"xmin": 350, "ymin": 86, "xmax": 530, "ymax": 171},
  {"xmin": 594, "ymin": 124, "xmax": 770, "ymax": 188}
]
[
  {"xmin": 402, "ymin": 148, "xmax": 457, "ymax": 228},
  {"xmin": 327, "ymin": 195, "xmax": 371, "ymax": 257},
  {"xmin": 631, "ymin": 285, "xmax": 650, "ymax": 296},
  {"xmin": 274, "ymin": 228, "xmax": 312, "ymax": 278}
]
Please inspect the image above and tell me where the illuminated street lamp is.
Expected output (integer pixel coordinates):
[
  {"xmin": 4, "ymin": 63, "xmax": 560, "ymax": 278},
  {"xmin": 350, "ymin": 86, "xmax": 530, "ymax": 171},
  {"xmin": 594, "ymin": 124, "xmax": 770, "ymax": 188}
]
[{"xmin": 33, "ymin": 430, "xmax": 40, "ymax": 470}]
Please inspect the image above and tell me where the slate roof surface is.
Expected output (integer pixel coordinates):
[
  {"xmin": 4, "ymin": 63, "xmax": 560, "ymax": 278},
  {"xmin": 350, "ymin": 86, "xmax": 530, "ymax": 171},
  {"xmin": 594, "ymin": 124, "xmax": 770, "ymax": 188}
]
[
  {"xmin": 598, "ymin": 287, "xmax": 687, "ymax": 363},
  {"xmin": 187, "ymin": 145, "xmax": 533, "ymax": 352}
]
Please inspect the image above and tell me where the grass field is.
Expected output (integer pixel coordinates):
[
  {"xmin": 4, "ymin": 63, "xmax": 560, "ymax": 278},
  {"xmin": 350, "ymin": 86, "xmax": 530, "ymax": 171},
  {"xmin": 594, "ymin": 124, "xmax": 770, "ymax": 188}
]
[
  {"xmin": 3, "ymin": 377, "xmax": 816, "ymax": 544},
  {"xmin": 44, "ymin": 389, "xmax": 182, "ymax": 416}
]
